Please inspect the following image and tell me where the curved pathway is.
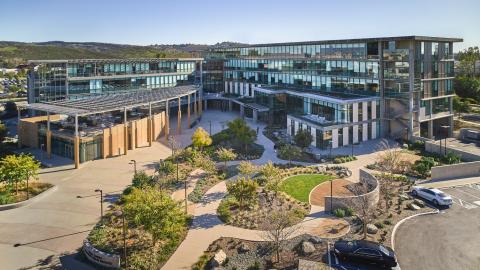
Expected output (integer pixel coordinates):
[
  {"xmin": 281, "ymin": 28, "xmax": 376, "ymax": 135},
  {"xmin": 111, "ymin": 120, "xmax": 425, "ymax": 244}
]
[{"xmin": 163, "ymin": 176, "xmax": 349, "ymax": 270}]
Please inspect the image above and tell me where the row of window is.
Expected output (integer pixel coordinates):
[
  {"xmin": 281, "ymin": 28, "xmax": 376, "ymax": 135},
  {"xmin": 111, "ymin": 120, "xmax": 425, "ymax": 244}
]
[{"xmin": 66, "ymin": 62, "xmax": 196, "ymax": 77}]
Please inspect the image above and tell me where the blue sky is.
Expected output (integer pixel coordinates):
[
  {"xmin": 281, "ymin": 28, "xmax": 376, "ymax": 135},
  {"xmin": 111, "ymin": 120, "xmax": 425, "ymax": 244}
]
[{"xmin": 0, "ymin": 0, "xmax": 478, "ymax": 51}]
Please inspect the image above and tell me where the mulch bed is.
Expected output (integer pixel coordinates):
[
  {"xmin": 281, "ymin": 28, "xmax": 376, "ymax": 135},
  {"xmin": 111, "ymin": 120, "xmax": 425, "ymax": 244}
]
[{"xmin": 310, "ymin": 179, "xmax": 354, "ymax": 206}]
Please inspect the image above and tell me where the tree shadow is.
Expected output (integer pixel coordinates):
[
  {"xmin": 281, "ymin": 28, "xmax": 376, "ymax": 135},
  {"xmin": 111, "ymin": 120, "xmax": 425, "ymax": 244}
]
[
  {"xmin": 190, "ymin": 213, "xmax": 223, "ymax": 229},
  {"xmin": 103, "ymin": 192, "xmax": 121, "ymax": 204},
  {"xmin": 199, "ymin": 191, "xmax": 225, "ymax": 206}
]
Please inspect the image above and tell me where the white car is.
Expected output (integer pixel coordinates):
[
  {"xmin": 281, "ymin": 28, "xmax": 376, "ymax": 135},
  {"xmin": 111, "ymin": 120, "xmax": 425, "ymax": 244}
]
[{"xmin": 411, "ymin": 186, "xmax": 453, "ymax": 206}]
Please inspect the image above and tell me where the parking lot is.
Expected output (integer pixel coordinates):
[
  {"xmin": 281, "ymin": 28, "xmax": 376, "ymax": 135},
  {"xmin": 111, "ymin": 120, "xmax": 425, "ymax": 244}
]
[{"xmin": 395, "ymin": 183, "xmax": 480, "ymax": 270}]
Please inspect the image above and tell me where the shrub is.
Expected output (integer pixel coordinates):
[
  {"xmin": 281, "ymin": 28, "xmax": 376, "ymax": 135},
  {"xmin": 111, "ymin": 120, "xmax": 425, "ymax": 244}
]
[
  {"xmin": 413, "ymin": 156, "xmax": 436, "ymax": 178},
  {"xmin": 226, "ymin": 177, "xmax": 258, "ymax": 209},
  {"xmin": 374, "ymin": 222, "xmax": 385, "ymax": 229},
  {"xmin": 217, "ymin": 197, "xmax": 235, "ymax": 222},
  {"xmin": 132, "ymin": 171, "xmax": 153, "ymax": 189},
  {"xmin": 333, "ymin": 155, "xmax": 357, "ymax": 164},
  {"xmin": 0, "ymin": 191, "xmax": 15, "ymax": 205},
  {"xmin": 442, "ymin": 152, "xmax": 461, "ymax": 165},
  {"xmin": 333, "ymin": 208, "xmax": 346, "ymax": 218},
  {"xmin": 344, "ymin": 207, "xmax": 355, "ymax": 217},
  {"xmin": 384, "ymin": 219, "xmax": 393, "ymax": 225}
]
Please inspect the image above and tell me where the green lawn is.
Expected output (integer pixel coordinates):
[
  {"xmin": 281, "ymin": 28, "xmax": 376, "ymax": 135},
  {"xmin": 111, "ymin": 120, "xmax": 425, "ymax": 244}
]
[{"xmin": 280, "ymin": 174, "xmax": 334, "ymax": 203}]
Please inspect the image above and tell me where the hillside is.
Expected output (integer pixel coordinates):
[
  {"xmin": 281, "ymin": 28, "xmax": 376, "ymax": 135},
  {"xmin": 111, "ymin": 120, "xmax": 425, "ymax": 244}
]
[{"xmin": 0, "ymin": 41, "xmax": 247, "ymax": 68}]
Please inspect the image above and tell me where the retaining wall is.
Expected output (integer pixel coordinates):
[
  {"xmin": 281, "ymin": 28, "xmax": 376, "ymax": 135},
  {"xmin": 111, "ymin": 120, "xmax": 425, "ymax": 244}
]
[
  {"xmin": 425, "ymin": 141, "xmax": 480, "ymax": 162},
  {"xmin": 324, "ymin": 169, "xmax": 380, "ymax": 212},
  {"xmin": 431, "ymin": 161, "xmax": 480, "ymax": 181}
]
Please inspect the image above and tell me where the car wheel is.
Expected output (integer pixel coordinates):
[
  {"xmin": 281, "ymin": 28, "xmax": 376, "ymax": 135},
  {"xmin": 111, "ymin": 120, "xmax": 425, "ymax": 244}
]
[
  {"xmin": 433, "ymin": 199, "xmax": 439, "ymax": 206},
  {"xmin": 412, "ymin": 190, "xmax": 417, "ymax": 196}
]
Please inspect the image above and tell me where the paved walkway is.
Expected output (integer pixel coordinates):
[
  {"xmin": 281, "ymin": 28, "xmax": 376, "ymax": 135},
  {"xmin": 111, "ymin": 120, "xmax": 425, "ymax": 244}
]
[{"xmin": 163, "ymin": 178, "xmax": 349, "ymax": 270}]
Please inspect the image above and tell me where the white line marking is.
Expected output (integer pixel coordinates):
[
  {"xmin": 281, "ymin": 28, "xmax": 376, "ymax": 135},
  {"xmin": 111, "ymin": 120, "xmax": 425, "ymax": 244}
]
[
  {"xmin": 454, "ymin": 188, "xmax": 480, "ymax": 200},
  {"xmin": 474, "ymin": 201, "xmax": 480, "ymax": 206}
]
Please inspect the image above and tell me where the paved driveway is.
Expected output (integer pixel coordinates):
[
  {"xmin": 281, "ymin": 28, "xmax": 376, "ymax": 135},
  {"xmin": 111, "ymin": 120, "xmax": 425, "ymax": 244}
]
[{"xmin": 395, "ymin": 184, "xmax": 480, "ymax": 270}]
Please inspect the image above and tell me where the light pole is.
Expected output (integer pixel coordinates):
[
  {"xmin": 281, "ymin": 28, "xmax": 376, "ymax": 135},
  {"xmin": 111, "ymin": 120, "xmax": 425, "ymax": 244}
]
[
  {"xmin": 94, "ymin": 189, "xmax": 103, "ymax": 221},
  {"xmin": 113, "ymin": 210, "xmax": 127, "ymax": 269},
  {"xmin": 129, "ymin": 160, "xmax": 137, "ymax": 174},
  {"xmin": 329, "ymin": 141, "xmax": 333, "ymax": 159},
  {"xmin": 209, "ymin": 120, "xmax": 212, "ymax": 135}
]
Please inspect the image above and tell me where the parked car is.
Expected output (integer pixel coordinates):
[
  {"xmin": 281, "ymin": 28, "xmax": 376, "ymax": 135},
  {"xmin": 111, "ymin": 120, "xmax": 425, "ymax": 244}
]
[
  {"xmin": 412, "ymin": 186, "xmax": 453, "ymax": 206},
  {"xmin": 334, "ymin": 240, "xmax": 398, "ymax": 268}
]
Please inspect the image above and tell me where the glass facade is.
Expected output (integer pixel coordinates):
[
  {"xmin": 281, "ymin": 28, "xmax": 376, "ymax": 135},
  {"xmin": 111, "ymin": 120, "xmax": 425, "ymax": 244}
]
[{"xmin": 28, "ymin": 59, "xmax": 202, "ymax": 102}]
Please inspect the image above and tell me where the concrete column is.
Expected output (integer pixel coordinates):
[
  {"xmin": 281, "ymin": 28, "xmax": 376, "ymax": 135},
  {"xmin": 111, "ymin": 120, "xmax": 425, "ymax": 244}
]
[
  {"xmin": 371, "ymin": 100, "xmax": 377, "ymax": 120},
  {"xmin": 46, "ymin": 112, "xmax": 51, "ymax": 159},
  {"xmin": 239, "ymin": 82, "xmax": 244, "ymax": 96},
  {"xmin": 197, "ymin": 94, "xmax": 202, "ymax": 115},
  {"xmin": 372, "ymin": 121, "xmax": 377, "ymax": 139},
  {"xmin": 187, "ymin": 94, "xmax": 191, "ymax": 128},
  {"xmin": 74, "ymin": 114, "xmax": 80, "ymax": 169},
  {"xmin": 332, "ymin": 128, "xmax": 339, "ymax": 148},
  {"xmin": 177, "ymin": 97, "xmax": 182, "ymax": 135},
  {"xmin": 362, "ymin": 123, "xmax": 368, "ymax": 141},
  {"xmin": 194, "ymin": 91, "xmax": 198, "ymax": 116},
  {"xmin": 353, "ymin": 125, "xmax": 359, "ymax": 144},
  {"xmin": 343, "ymin": 127, "xmax": 349, "ymax": 146},
  {"xmin": 353, "ymin": 103, "xmax": 359, "ymax": 122},
  {"xmin": 228, "ymin": 100, "xmax": 233, "ymax": 111},
  {"xmin": 131, "ymin": 122, "xmax": 136, "ymax": 150},
  {"xmin": 448, "ymin": 116, "xmax": 453, "ymax": 137},
  {"xmin": 311, "ymin": 128, "xmax": 316, "ymax": 147},
  {"xmin": 124, "ymin": 108, "xmax": 128, "ymax": 155},
  {"xmin": 204, "ymin": 99, "xmax": 207, "ymax": 111},
  {"xmin": 253, "ymin": 109, "xmax": 258, "ymax": 123},
  {"xmin": 428, "ymin": 120, "xmax": 434, "ymax": 139},
  {"xmin": 362, "ymin": 102, "xmax": 368, "ymax": 121},
  {"xmin": 165, "ymin": 100, "xmax": 169, "ymax": 141},
  {"xmin": 240, "ymin": 105, "xmax": 245, "ymax": 118},
  {"xmin": 287, "ymin": 116, "xmax": 292, "ymax": 136},
  {"xmin": 224, "ymin": 81, "xmax": 228, "ymax": 93},
  {"xmin": 234, "ymin": 82, "xmax": 238, "ymax": 95},
  {"xmin": 294, "ymin": 121, "xmax": 299, "ymax": 135}
]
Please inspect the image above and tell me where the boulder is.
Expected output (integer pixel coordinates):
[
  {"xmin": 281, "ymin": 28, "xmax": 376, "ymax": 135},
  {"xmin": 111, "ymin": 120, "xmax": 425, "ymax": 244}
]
[
  {"xmin": 308, "ymin": 236, "xmax": 323, "ymax": 244},
  {"xmin": 399, "ymin": 193, "xmax": 410, "ymax": 201},
  {"xmin": 413, "ymin": 199, "xmax": 425, "ymax": 208},
  {"xmin": 237, "ymin": 243, "xmax": 250, "ymax": 253},
  {"xmin": 210, "ymin": 249, "xmax": 227, "ymax": 267},
  {"xmin": 367, "ymin": 224, "xmax": 378, "ymax": 234},
  {"xmin": 408, "ymin": 203, "xmax": 421, "ymax": 211},
  {"xmin": 301, "ymin": 241, "xmax": 316, "ymax": 255}
]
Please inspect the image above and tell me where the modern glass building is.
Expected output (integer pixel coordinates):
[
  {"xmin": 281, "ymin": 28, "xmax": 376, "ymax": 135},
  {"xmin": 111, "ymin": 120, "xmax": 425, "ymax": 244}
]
[
  {"xmin": 27, "ymin": 58, "xmax": 203, "ymax": 103},
  {"xmin": 203, "ymin": 36, "xmax": 462, "ymax": 149}
]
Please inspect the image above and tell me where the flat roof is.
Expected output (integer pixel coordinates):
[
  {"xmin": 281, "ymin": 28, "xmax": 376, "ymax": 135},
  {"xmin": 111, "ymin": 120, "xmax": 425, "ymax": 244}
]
[
  {"xmin": 27, "ymin": 58, "xmax": 203, "ymax": 64},
  {"xmin": 216, "ymin": 36, "xmax": 463, "ymax": 49},
  {"xmin": 27, "ymin": 85, "xmax": 199, "ymax": 116}
]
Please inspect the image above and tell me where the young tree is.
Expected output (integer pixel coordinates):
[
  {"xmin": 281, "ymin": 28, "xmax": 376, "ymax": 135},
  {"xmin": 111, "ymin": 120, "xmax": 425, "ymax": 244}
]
[
  {"xmin": 377, "ymin": 173, "xmax": 396, "ymax": 211},
  {"xmin": 293, "ymin": 129, "xmax": 313, "ymax": 150},
  {"xmin": 262, "ymin": 210, "xmax": 298, "ymax": 263},
  {"xmin": 123, "ymin": 187, "xmax": 187, "ymax": 246},
  {"xmin": 348, "ymin": 183, "xmax": 376, "ymax": 239},
  {"xmin": 0, "ymin": 154, "xmax": 40, "ymax": 196},
  {"xmin": 227, "ymin": 118, "xmax": 256, "ymax": 152},
  {"xmin": 260, "ymin": 161, "xmax": 282, "ymax": 195},
  {"xmin": 215, "ymin": 147, "xmax": 237, "ymax": 168},
  {"xmin": 237, "ymin": 160, "xmax": 258, "ymax": 176},
  {"xmin": 191, "ymin": 127, "xmax": 212, "ymax": 150},
  {"xmin": 375, "ymin": 140, "xmax": 403, "ymax": 173},
  {"xmin": 226, "ymin": 177, "xmax": 258, "ymax": 209},
  {"xmin": 278, "ymin": 144, "xmax": 302, "ymax": 165}
]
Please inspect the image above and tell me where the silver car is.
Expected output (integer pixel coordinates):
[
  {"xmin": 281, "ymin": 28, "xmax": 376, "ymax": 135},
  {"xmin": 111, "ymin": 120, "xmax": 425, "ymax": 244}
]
[{"xmin": 412, "ymin": 186, "xmax": 453, "ymax": 206}]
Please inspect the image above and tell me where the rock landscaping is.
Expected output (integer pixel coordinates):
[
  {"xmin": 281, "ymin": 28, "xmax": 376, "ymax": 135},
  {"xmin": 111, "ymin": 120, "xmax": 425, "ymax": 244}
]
[{"xmin": 193, "ymin": 235, "xmax": 330, "ymax": 270}]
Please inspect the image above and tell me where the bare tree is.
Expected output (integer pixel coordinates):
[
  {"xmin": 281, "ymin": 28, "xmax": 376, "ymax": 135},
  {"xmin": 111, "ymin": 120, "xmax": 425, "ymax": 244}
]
[
  {"xmin": 262, "ymin": 210, "xmax": 298, "ymax": 263},
  {"xmin": 375, "ymin": 139, "xmax": 403, "ymax": 173},
  {"xmin": 348, "ymin": 183, "xmax": 376, "ymax": 239},
  {"xmin": 376, "ymin": 173, "xmax": 396, "ymax": 211}
]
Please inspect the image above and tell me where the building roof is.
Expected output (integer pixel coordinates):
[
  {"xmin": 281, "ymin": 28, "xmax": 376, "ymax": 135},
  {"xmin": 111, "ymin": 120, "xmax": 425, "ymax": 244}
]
[
  {"xmin": 27, "ymin": 85, "xmax": 199, "ymax": 116},
  {"xmin": 27, "ymin": 58, "xmax": 203, "ymax": 64},
  {"xmin": 216, "ymin": 36, "xmax": 463, "ymax": 49}
]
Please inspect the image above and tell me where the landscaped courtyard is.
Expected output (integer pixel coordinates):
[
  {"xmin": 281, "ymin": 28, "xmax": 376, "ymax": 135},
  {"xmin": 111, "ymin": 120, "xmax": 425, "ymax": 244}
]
[{"xmin": 280, "ymin": 174, "xmax": 334, "ymax": 203}]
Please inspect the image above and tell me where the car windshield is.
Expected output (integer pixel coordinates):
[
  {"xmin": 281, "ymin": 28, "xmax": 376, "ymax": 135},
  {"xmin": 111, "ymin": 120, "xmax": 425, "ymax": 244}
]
[
  {"xmin": 379, "ymin": 245, "xmax": 390, "ymax": 255},
  {"xmin": 438, "ymin": 193, "xmax": 448, "ymax": 198}
]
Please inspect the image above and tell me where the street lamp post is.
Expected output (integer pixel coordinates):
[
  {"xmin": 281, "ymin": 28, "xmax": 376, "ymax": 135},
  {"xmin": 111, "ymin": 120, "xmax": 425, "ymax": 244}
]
[
  {"xmin": 329, "ymin": 141, "xmax": 333, "ymax": 159},
  {"xmin": 129, "ymin": 160, "xmax": 137, "ymax": 174},
  {"xmin": 114, "ymin": 210, "xmax": 127, "ymax": 269},
  {"xmin": 94, "ymin": 189, "xmax": 103, "ymax": 221}
]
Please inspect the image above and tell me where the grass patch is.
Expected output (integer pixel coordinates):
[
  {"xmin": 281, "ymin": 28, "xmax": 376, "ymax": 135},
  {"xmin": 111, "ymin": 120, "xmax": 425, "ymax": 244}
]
[{"xmin": 280, "ymin": 174, "xmax": 334, "ymax": 203}]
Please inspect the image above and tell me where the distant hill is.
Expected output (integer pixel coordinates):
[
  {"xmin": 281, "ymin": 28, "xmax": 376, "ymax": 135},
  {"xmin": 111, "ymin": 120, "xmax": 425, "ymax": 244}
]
[{"xmin": 0, "ymin": 41, "xmax": 248, "ymax": 68}]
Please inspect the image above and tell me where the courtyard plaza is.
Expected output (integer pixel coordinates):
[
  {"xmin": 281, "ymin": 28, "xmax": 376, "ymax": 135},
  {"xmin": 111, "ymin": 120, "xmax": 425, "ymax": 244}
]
[{"xmin": 0, "ymin": 109, "xmax": 389, "ymax": 269}]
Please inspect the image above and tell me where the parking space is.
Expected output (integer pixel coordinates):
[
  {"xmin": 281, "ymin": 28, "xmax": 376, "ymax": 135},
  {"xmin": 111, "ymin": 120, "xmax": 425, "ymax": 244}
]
[
  {"xmin": 395, "ymin": 183, "xmax": 480, "ymax": 270},
  {"xmin": 439, "ymin": 184, "xmax": 480, "ymax": 210}
]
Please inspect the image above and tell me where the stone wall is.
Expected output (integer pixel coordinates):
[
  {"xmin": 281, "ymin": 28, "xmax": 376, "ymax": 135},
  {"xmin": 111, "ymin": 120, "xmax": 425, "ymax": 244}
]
[
  {"xmin": 431, "ymin": 161, "xmax": 480, "ymax": 181},
  {"xmin": 324, "ymin": 169, "xmax": 380, "ymax": 212}
]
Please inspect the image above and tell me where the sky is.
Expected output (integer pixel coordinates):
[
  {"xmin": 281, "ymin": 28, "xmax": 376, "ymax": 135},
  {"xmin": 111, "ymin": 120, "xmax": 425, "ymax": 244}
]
[{"xmin": 0, "ymin": 0, "xmax": 478, "ymax": 51}]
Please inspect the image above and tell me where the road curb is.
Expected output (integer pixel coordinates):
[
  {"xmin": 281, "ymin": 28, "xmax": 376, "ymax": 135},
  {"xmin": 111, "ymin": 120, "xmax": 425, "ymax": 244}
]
[
  {"xmin": 0, "ymin": 185, "xmax": 58, "ymax": 211},
  {"xmin": 391, "ymin": 208, "xmax": 439, "ymax": 250}
]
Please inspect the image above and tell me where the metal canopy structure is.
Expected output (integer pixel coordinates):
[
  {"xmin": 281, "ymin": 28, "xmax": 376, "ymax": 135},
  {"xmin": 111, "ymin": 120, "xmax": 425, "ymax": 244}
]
[{"xmin": 27, "ymin": 85, "xmax": 199, "ymax": 116}]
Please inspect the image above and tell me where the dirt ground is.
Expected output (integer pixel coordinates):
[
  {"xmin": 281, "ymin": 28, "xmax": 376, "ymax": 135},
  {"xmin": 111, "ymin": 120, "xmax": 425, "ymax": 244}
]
[{"xmin": 309, "ymin": 179, "xmax": 354, "ymax": 206}]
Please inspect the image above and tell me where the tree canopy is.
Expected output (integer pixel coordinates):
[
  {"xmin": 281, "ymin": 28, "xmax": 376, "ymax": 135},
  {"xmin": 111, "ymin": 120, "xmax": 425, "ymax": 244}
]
[
  {"xmin": 0, "ymin": 154, "xmax": 40, "ymax": 194},
  {"xmin": 215, "ymin": 147, "xmax": 237, "ymax": 168},
  {"xmin": 294, "ymin": 129, "xmax": 313, "ymax": 149},
  {"xmin": 227, "ymin": 118, "xmax": 256, "ymax": 152},
  {"xmin": 191, "ymin": 127, "xmax": 212, "ymax": 150}
]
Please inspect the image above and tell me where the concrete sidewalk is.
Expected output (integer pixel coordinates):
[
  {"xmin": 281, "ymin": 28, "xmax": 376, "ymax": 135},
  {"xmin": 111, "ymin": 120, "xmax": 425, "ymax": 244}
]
[{"xmin": 422, "ymin": 176, "xmax": 480, "ymax": 188}]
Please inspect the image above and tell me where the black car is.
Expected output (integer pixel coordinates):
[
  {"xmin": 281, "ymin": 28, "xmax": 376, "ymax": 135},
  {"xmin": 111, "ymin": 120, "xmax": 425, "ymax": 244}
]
[{"xmin": 334, "ymin": 240, "xmax": 397, "ymax": 268}]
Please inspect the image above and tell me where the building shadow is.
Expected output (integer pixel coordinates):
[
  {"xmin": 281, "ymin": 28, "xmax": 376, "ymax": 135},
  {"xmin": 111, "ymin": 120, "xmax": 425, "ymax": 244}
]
[
  {"xmin": 199, "ymin": 191, "xmax": 225, "ymax": 206},
  {"xmin": 190, "ymin": 213, "xmax": 223, "ymax": 229}
]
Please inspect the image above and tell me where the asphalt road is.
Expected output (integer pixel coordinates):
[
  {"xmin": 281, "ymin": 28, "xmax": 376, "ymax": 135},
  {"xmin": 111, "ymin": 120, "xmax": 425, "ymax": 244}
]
[{"xmin": 395, "ymin": 184, "xmax": 480, "ymax": 270}]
